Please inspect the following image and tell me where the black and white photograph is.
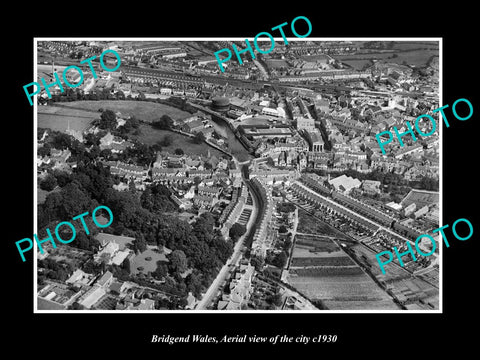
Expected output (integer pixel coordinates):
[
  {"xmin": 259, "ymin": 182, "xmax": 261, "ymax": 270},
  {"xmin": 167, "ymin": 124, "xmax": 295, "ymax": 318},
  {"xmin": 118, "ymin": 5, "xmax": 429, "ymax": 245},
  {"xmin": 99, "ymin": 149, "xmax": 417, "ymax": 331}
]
[
  {"xmin": 5, "ymin": 4, "xmax": 478, "ymax": 355},
  {"xmin": 32, "ymin": 38, "xmax": 441, "ymax": 313}
]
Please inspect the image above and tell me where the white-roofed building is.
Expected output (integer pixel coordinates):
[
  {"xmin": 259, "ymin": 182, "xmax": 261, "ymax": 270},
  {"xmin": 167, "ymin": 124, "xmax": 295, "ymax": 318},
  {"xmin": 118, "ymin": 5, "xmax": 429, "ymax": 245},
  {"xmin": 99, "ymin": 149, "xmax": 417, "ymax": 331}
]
[{"xmin": 328, "ymin": 174, "xmax": 362, "ymax": 194}]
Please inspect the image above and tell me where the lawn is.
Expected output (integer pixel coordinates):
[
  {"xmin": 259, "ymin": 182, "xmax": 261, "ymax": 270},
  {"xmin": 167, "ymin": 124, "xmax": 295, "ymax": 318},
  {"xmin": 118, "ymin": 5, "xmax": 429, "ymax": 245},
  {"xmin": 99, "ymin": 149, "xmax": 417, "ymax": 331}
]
[
  {"xmin": 132, "ymin": 124, "xmax": 225, "ymax": 157},
  {"xmin": 130, "ymin": 248, "xmax": 168, "ymax": 276},
  {"xmin": 58, "ymin": 100, "xmax": 192, "ymax": 122}
]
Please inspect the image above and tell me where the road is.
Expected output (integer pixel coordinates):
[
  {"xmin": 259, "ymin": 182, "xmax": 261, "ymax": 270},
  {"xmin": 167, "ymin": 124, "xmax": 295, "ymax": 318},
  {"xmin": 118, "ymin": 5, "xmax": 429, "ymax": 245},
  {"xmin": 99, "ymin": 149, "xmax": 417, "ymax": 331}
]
[{"xmin": 195, "ymin": 162, "xmax": 259, "ymax": 310}]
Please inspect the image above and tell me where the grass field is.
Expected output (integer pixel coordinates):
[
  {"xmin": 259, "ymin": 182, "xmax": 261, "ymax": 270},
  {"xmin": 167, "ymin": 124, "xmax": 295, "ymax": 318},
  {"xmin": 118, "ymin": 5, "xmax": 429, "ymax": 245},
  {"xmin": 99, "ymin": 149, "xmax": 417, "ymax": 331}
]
[
  {"xmin": 38, "ymin": 105, "xmax": 97, "ymax": 132},
  {"xmin": 130, "ymin": 248, "xmax": 168, "ymax": 276},
  {"xmin": 335, "ymin": 47, "xmax": 439, "ymax": 68},
  {"xmin": 132, "ymin": 124, "xmax": 225, "ymax": 157},
  {"xmin": 57, "ymin": 100, "xmax": 192, "ymax": 122}
]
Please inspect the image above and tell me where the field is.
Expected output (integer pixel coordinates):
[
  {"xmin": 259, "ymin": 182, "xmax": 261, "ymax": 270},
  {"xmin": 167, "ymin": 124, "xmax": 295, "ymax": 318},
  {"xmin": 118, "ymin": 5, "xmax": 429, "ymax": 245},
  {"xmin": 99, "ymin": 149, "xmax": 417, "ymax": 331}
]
[
  {"xmin": 347, "ymin": 243, "xmax": 439, "ymax": 309},
  {"xmin": 400, "ymin": 189, "xmax": 439, "ymax": 208},
  {"xmin": 57, "ymin": 100, "xmax": 192, "ymax": 122},
  {"xmin": 287, "ymin": 231, "xmax": 400, "ymax": 310},
  {"xmin": 38, "ymin": 105, "xmax": 97, "ymax": 132},
  {"xmin": 131, "ymin": 124, "xmax": 225, "ymax": 157},
  {"xmin": 294, "ymin": 234, "xmax": 341, "ymax": 253},
  {"xmin": 291, "ymin": 256, "xmax": 355, "ymax": 267},
  {"xmin": 335, "ymin": 47, "xmax": 439, "ymax": 68},
  {"xmin": 288, "ymin": 273, "xmax": 399, "ymax": 310}
]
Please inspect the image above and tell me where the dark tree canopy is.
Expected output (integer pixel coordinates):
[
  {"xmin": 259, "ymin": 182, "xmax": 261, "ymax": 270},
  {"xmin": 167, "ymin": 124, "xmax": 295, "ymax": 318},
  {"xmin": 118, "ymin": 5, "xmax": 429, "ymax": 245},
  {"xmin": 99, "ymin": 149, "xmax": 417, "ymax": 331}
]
[{"xmin": 229, "ymin": 223, "xmax": 247, "ymax": 240}]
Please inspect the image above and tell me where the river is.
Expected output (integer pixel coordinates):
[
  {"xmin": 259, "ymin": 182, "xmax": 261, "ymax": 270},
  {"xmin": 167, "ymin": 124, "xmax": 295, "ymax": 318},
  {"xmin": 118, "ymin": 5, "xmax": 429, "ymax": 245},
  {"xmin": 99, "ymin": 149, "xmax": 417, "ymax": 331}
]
[{"xmin": 209, "ymin": 116, "xmax": 253, "ymax": 163}]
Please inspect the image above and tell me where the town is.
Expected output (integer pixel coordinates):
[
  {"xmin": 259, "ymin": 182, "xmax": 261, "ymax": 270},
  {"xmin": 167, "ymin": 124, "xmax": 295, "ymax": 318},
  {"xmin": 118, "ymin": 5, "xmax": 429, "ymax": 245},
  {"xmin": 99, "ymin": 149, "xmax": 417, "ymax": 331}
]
[{"xmin": 34, "ymin": 39, "xmax": 440, "ymax": 311}]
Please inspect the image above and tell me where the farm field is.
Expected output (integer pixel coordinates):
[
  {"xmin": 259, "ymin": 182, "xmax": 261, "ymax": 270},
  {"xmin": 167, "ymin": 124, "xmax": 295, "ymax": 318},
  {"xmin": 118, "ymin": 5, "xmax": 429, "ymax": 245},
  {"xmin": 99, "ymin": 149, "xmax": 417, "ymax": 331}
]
[
  {"xmin": 57, "ymin": 100, "xmax": 192, "ymax": 122},
  {"xmin": 287, "ymin": 231, "xmax": 399, "ymax": 310},
  {"xmin": 347, "ymin": 243, "xmax": 439, "ymax": 309},
  {"xmin": 288, "ymin": 273, "xmax": 400, "ymax": 310}
]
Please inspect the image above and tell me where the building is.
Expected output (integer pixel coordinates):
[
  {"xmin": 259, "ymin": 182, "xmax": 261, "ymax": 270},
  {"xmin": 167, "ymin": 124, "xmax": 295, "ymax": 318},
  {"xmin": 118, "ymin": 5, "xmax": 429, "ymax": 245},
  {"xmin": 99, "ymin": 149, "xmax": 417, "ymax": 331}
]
[
  {"xmin": 96, "ymin": 271, "xmax": 114, "ymax": 288},
  {"xmin": 328, "ymin": 174, "xmax": 361, "ymax": 194},
  {"xmin": 78, "ymin": 285, "xmax": 106, "ymax": 309},
  {"xmin": 310, "ymin": 131, "xmax": 324, "ymax": 152},
  {"xmin": 297, "ymin": 117, "xmax": 315, "ymax": 131},
  {"xmin": 181, "ymin": 119, "xmax": 204, "ymax": 133}
]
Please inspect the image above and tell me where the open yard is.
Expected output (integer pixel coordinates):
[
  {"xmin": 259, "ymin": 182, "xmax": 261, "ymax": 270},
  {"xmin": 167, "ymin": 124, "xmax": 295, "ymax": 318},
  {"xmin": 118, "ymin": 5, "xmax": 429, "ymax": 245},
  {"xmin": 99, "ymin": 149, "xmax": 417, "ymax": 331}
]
[
  {"xmin": 130, "ymin": 248, "xmax": 169, "ymax": 276},
  {"xmin": 57, "ymin": 100, "xmax": 192, "ymax": 122}
]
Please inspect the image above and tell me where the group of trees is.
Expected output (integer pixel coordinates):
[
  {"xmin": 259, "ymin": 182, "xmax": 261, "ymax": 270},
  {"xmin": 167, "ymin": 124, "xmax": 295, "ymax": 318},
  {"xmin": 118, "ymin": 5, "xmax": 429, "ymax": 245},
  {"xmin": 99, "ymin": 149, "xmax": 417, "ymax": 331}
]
[
  {"xmin": 152, "ymin": 115, "xmax": 174, "ymax": 130},
  {"xmin": 93, "ymin": 109, "xmax": 141, "ymax": 136},
  {"xmin": 37, "ymin": 133, "xmax": 234, "ymax": 306},
  {"xmin": 229, "ymin": 223, "xmax": 246, "ymax": 240}
]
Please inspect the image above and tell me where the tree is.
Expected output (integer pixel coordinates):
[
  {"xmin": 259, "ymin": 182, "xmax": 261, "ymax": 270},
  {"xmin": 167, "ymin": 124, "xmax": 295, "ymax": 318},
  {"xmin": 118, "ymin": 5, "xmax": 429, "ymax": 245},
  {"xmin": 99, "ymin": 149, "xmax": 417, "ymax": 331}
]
[
  {"xmin": 169, "ymin": 250, "xmax": 188, "ymax": 274},
  {"xmin": 40, "ymin": 174, "xmax": 57, "ymax": 191},
  {"xmin": 98, "ymin": 109, "xmax": 117, "ymax": 130},
  {"xmin": 278, "ymin": 225, "xmax": 288, "ymax": 234},
  {"xmin": 152, "ymin": 115, "xmax": 174, "ymax": 130},
  {"xmin": 133, "ymin": 233, "xmax": 147, "ymax": 253},
  {"xmin": 153, "ymin": 261, "xmax": 168, "ymax": 279},
  {"xmin": 272, "ymin": 251, "xmax": 288, "ymax": 268},
  {"xmin": 193, "ymin": 131, "xmax": 205, "ymax": 144},
  {"xmin": 160, "ymin": 135, "xmax": 173, "ymax": 147},
  {"xmin": 174, "ymin": 148, "xmax": 184, "ymax": 155},
  {"xmin": 272, "ymin": 292, "xmax": 283, "ymax": 307},
  {"xmin": 229, "ymin": 223, "xmax": 247, "ymax": 240},
  {"xmin": 185, "ymin": 271, "xmax": 203, "ymax": 298},
  {"xmin": 277, "ymin": 202, "xmax": 295, "ymax": 213},
  {"xmin": 193, "ymin": 176, "xmax": 202, "ymax": 186},
  {"xmin": 38, "ymin": 144, "xmax": 51, "ymax": 157}
]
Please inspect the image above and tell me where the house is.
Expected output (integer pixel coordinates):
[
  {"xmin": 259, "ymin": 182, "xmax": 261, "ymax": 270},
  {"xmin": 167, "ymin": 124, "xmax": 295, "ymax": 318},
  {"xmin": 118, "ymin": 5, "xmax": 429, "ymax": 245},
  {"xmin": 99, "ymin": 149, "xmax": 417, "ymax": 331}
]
[
  {"xmin": 78, "ymin": 285, "xmax": 106, "ymax": 309},
  {"xmin": 109, "ymin": 281, "xmax": 128, "ymax": 295},
  {"xmin": 65, "ymin": 269, "xmax": 95, "ymax": 286},
  {"xmin": 96, "ymin": 271, "xmax": 114, "ymax": 288},
  {"xmin": 197, "ymin": 186, "xmax": 221, "ymax": 198},
  {"xmin": 192, "ymin": 195, "xmax": 215, "ymax": 208},
  {"xmin": 181, "ymin": 120, "xmax": 204, "ymax": 133}
]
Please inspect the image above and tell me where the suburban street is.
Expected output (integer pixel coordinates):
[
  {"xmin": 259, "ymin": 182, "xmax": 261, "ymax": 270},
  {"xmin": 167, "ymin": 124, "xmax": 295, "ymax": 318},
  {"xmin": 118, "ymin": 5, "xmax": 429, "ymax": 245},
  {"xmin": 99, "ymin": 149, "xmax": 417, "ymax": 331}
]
[{"xmin": 195, "ymin": 162, "xmax": 259, "ymax": 310}]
